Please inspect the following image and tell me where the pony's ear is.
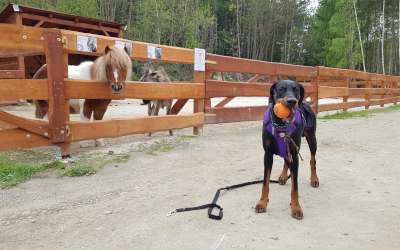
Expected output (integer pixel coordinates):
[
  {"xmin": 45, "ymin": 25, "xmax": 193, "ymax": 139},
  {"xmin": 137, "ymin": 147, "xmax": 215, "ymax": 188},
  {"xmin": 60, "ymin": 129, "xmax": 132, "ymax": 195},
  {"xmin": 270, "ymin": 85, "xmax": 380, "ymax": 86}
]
[
  {"xmin": 124, "ymin": 46, "xmax": 129, "ymax": 55},
  {"xmin": 299, "ymin": 83, "xmax": 305, "ymax": 104},
  {"xmin": 269, "ymin": 81, "xmax": 279, "ymax": 104},
  {"xmin": 105, "ymin": 46, "xmax": 111, "ymax": 54}
]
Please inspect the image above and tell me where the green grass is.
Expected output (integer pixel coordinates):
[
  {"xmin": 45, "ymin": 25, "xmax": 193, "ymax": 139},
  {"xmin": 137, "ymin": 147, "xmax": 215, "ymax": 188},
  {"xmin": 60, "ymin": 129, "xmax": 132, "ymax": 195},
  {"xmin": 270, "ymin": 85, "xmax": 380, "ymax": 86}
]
[
  {"xmin": 0, "ymin": 152, "xmax": 64, "ymax": 188},
  {"xmin": 319, "ymin": 104, "xmax": 400, "ymax": 119}
]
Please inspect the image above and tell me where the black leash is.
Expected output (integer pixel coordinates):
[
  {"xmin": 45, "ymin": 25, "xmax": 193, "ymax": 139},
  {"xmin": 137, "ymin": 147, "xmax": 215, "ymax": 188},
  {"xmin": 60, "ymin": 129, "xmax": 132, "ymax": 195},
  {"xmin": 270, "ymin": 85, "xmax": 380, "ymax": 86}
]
[{"xmin": 166, "ymin": 174, "xmax": 291, "ymax": 220}]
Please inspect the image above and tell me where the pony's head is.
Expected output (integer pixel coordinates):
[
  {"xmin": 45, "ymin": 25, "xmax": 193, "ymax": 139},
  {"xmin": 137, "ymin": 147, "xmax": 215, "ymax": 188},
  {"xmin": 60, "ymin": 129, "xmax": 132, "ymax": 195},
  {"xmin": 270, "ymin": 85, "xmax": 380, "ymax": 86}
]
[{"xmin": 91, "ymin": 45, "xmax": 132, "ymax": 94}]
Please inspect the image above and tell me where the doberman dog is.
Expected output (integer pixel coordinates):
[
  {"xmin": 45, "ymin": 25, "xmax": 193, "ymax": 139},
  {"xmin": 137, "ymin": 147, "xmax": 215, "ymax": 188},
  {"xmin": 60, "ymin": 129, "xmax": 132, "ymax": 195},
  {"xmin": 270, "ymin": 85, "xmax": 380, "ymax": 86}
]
[{"xmin": 255, "ymin": 80, "xmax": 319, "ymax": 220}]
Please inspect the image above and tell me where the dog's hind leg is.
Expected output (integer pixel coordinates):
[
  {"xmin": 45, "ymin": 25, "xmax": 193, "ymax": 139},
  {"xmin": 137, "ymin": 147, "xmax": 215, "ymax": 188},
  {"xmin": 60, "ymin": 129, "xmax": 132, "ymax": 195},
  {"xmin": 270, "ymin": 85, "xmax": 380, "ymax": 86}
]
[
  {"xmin": 287, "ymin": 156, "xmax": 303, "ymax": 220},
  {"xmin": 255, "ymin": 152, "xmax": 273, "ymax": 213},
  {"xmin": 278, "ymin": 163, "xmax": 289, "ymax": 185},
  {"xmin": 304, "ymin": 131, "xmax": 319, "ymax": 187}
]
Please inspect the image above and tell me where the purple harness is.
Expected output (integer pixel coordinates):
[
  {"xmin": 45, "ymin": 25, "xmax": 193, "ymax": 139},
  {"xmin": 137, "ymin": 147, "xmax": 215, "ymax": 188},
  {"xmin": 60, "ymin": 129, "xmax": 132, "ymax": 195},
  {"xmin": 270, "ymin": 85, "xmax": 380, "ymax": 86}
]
[{"xmin": 263, "ymin": 104, "xmax": 305, "ymax": 158}]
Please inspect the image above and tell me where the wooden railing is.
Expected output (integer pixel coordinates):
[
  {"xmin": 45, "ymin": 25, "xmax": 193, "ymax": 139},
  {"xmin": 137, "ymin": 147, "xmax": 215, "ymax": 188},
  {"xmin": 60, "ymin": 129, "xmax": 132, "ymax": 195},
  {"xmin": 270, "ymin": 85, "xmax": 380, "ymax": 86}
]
[
  {"xmin": 0, "ymin": 23, "xmax": 205, "ymax": 155},
  {"xmin": 0, "ymin": 23, "xmax": 399, "ymax": 155}
]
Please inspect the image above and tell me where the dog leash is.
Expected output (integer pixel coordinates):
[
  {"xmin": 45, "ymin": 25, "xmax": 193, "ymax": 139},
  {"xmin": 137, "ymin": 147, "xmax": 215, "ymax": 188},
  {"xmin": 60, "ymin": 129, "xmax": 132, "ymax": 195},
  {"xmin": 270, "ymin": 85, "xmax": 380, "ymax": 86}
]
[{"xmin": 166, "ymin": 175, "xmax": 291, "ymax": 220}]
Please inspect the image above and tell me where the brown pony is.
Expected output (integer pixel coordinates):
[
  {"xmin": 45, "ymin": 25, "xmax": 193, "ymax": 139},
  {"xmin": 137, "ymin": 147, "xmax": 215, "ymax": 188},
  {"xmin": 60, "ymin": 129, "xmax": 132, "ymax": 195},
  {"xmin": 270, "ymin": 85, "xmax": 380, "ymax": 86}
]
[
  {"xmin": 139, "ymin": 68, "xmax": 173, "ymax": 136},
  {"xmin": 34, "ymin": 45, "xmax": 132, "ymax": 147}
]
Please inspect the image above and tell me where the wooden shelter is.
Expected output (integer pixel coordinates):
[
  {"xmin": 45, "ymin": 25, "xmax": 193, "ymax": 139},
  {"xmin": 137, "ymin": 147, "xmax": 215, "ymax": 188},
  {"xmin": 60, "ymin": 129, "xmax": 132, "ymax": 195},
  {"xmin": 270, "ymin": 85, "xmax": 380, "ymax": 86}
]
[{"xmin": 0, "ymin": 3, "xmax": 126, "ymax": 105}]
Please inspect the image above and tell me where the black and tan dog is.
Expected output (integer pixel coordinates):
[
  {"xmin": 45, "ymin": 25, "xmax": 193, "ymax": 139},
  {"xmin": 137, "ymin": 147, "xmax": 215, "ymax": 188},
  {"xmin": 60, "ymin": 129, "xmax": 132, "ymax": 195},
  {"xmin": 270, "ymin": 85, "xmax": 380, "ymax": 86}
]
[{"xmin": 255, "ymin": 80, "xmax": 319, "ymax": 219}]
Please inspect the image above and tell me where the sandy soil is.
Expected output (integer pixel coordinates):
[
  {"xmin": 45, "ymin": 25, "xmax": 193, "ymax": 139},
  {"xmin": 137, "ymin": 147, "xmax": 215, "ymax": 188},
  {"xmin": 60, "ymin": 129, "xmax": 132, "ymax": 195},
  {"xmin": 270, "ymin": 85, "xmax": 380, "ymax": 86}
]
[{"xmin": 1, "ymin": 99, "xmax": 400, "ymax": 249}]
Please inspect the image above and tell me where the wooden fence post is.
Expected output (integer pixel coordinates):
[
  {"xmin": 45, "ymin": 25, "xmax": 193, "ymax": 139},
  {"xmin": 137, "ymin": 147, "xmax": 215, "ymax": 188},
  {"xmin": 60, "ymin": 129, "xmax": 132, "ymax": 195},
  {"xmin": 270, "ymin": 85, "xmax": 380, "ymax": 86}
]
[
  {"xmin": 204, "ymin": 71, "xmax": 211, "ymax": 110},
  {"xmin": 44, "ymin": 30, "xmax": 66, "ymax": 144},
  {"xmin": 365, "ymin": 77, "xmax": 371, "ymax": 110},
  {"xmin": 59, "ymin": 53, "xmax": 71, "ymax": 157},
  {"xmin": 193, "ymin": 71, "xmax": 205, "ymax": 135},
  {"xmin": 312, "ymin": 67, "xmax": 319, "ymax": 115},
  {"xmin": 343, "ymin": 76, "xmax": 349, "ymax": 112}
]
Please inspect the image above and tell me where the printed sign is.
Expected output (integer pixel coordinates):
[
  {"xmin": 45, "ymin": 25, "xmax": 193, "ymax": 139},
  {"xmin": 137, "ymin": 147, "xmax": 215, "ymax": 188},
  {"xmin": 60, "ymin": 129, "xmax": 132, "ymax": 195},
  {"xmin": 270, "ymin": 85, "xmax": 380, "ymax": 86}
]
[
  {"xmin": 115, "ymin": 41, "xmax": 133, "ymax": 57},
  {"xmin": 147, "ymin": 45, "xmax": 162, "ymax": 60},
  {"xmin": 194, "ymin": 48, "xmax": 206, "ymax": 71},
  {"xmin": 77, "ymin": 36, "xmax": 97, "ymax": 53}
]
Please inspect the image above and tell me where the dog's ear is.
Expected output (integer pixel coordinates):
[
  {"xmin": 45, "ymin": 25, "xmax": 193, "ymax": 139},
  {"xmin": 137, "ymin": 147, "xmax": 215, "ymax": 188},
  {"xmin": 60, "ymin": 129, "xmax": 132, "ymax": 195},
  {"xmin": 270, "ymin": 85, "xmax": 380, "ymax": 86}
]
[
  {"xmin": 124, "ymin": 46, "xmax": 129, "ymax": 55},
  {"xmin": 299, "ymin": 83, "xmax": 305, "ymax": 104},
  {"xmin": 269, "ymin": 81, "xmax": 279, "ymax": 104}
]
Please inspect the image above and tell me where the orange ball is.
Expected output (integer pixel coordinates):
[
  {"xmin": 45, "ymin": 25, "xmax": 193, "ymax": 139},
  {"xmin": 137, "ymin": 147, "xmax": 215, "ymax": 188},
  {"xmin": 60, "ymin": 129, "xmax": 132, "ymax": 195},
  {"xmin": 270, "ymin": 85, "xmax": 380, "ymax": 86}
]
[{"xmin": 274, "ymin": 103, "xmax": 291, "ymax": 118}]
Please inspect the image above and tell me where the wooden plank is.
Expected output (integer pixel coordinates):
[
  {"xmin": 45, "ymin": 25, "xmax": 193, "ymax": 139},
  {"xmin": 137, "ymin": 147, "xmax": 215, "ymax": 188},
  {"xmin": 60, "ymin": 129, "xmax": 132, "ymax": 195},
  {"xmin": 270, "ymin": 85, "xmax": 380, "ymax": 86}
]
[
  {"xmin": 0, "ymin": 128, "xmax": 52, "ymax": 152},
  {"xmin": 0, "ymin": 70, "xmax": 25, "ymax": 79},
  {"xmin": 66, "ymin": 113, "xmax": 204, "ymax": 142},
  {"xmin": 318, "ymin": 101, "xmax": 369, "ymax": 112},
  {"xmin": 215, "ymin": 97, "xmax": 235, "ymax": 108},
  {"xmin": 318, "ymin": 86, "xmax": 349, "ymax": 99},
  {"xmin": 275, "ymin": 63, "xmax": 316, "ymax": 77},
  {"xmin": 0, "ymin": 120, "xmax": 18, "ymax": 129},
  {"xmin": 64, "ymin": 79, "xmax": 205, "ymax": 100},
  {"xmin": 249, "ymin": 74, "xmax": 264, "ymax": 82},
  {"xmin": 0, "ymin": 110, "xmax": 50, "ymax": 137},
  {"xmin": 205, "ymin": 80, "xmax": 271, "ymax": 98},
  {"xmin": 61, "ymin": 29, "xmax": 194, "ymax": 65},
  {"xmin": 205, "ymin": 106, "xmax": 267, "ymax": 124},
  {"xmin": 0, "ymin": 79, "xmax": 47, "ymax": 99},
  {"xmin": 369, "ymin": 97, "xmax": 398, "ymax": 106},
  {"xmin": 171, "ymin": 99, "xmax": 189, "ymax": 115},
  {"xmin": 44, "ymin": 30, "xmax": 66, "ymax": 143},
  {"xmin": 0, "ymin": 23, "xmax": 46, "ymax": 58},
  {"xmin": 20, "ymin": 13, "xmax": 120, "ymax": 34},
  {"xmin": 205, "ymin": 53, "xmax": 275, "ymax": 75}
]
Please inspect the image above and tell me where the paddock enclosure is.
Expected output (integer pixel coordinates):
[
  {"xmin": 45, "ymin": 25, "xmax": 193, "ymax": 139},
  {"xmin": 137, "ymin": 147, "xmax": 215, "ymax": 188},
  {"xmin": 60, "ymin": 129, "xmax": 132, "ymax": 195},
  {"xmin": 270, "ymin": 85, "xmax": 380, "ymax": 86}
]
[{"xmin": 0, "ymin": 4, "xmax": 399, "ymax": 156}]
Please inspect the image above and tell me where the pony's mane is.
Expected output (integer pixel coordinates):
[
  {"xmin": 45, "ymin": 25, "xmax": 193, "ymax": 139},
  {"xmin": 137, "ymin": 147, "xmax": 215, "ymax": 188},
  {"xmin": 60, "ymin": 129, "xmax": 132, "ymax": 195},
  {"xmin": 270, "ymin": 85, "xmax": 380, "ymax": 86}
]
[{"xmin": 91, "ymin": 45, "xmax": 132, "ymax": 82}]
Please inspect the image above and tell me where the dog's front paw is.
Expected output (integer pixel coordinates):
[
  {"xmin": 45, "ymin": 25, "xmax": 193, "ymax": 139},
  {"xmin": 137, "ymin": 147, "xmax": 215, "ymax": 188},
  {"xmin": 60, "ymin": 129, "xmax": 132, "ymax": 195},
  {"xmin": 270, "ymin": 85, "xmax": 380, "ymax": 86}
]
[
  {"xmin": 255, "ymin": 200, "xmax": 268, "ymax": 213},
  {"xmin": 291, "ymin": 206, "xmax": 303, "ymax": 220},
  {"xmin": 310, "ymin": 176, "xmax": 319, "ymax": 187}
]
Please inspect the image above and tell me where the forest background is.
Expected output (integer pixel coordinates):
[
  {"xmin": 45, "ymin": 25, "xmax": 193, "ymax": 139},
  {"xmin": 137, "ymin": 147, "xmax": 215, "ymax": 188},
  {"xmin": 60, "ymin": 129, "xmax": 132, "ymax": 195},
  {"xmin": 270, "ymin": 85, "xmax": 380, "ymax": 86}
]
[{"xmin": 1, "ymin": 0, "xmax": 399, "ymax": 80}]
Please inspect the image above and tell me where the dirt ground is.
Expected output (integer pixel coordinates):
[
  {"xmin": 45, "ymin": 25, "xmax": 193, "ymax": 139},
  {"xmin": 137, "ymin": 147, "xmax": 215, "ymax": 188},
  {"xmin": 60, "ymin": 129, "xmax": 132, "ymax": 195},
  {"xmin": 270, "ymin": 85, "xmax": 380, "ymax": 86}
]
[{"xmin": 1, "ymin": 99, "xmax": 400, "ymax": 249}]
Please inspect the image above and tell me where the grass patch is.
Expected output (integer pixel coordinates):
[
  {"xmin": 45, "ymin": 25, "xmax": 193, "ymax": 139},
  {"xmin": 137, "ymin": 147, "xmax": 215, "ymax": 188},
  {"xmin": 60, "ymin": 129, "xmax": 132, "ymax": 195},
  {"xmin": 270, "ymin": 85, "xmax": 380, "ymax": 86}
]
[
  {"xmin": 135, "ymin": 137, "xmax": 192, "ymax": 155},
  {"xmin": 59, "ymin": 165, "xmax": 97, "ymax": 177},
  {"xmin": 180, "ymin": 135, "xmax": 198, "ymax": 139},
  {"xmin": 0, "ymin": 155, "xmax": 64, "ymax": 188},
  {"xmin": 319, "ymin": 104, "xmax": 400, "ymax": 119}
]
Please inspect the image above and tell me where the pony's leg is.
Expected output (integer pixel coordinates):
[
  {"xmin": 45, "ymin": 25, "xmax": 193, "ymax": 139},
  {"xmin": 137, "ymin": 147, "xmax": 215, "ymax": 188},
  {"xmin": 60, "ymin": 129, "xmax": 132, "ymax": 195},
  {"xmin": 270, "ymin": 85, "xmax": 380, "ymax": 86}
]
[
  {"xmin": 79, "ymin": 99, "xmax": 92, "ymax": 148},
  {"xmin": 166, "ymin": 100, "xmax": 173, "ymax": 136},
  {"xmin": 147, "ymin": 101, "xmax": 155, "ymax": 136},
  {"xmin": 92, "ymin": 106, "xmax": 109, "ymax": 147}
]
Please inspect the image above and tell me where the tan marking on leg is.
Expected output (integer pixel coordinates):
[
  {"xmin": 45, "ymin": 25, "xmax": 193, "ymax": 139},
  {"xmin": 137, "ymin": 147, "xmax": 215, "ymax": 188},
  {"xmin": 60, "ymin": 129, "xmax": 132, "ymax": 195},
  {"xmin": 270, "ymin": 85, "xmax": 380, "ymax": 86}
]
[
  {"xmin": 278, "ymin": 163, "xmax": 289, "ymax": 185},
  {"xmin": 255, "ymin": 169, "xmax": 271, "ymax": 213},
  {"xmin": 291, "ymin": 178, "xmax": 303, "ymax": 220},
  {"xmin": 310, "ymin": 155, "xmax": 319, "ymax": 187}
]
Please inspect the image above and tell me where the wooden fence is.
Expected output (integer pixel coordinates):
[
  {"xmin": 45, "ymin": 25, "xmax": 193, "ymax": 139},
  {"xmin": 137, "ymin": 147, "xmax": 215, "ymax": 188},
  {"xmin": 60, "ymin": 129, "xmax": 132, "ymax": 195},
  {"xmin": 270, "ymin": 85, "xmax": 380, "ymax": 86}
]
[{"xmin": 0, "ymin": 23, "xmax": 399, "ymax": 155}]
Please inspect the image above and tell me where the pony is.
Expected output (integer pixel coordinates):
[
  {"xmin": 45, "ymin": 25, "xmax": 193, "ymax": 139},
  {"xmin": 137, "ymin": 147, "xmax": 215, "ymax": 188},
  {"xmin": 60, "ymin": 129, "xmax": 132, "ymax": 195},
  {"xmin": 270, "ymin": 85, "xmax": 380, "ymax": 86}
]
[
  {"xmin": 34, "ymin": 45, "xmax": 132, "ymax": 147},
  {"xmin": 139, "ymin": 68, "xmax": 173, "ymax": 136}
]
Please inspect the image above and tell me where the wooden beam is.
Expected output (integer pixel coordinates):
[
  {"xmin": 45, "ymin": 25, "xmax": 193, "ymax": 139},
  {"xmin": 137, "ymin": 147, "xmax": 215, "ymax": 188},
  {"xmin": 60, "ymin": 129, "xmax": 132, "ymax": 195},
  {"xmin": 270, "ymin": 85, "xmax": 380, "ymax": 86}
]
[
  {"xmin": 34, "ymin": 20, "xmax": 45, "ymax": 27},
  {"xmin": 215, "ymin": 97, "xmax": 235, "ymax": 108},
  {"xmin": 44, "ymin": 30, "xmax": 67, "ymax": 143},
  {"xmin": 206, "ymin": 80, "xmax": 271, "ymax": 98},
  {"xmin": 0, "ymin": 70, "xmax": 25, "ymax": 79},
  {"xmin": 0, "ymin": 24, "xmax": 46, "ymax": 58},
  {"xmin": 0, "ymin": 110, "xmax": 50, "ymax": 138},
  {"xmin": 64, "ymin": 79, "xmax": 205, "ymax": 100},
  {"xmin": 205, "ymin": 106, "xmax": 267, "ymax": 124},
  {"xmin": 20, "ymin": 13, "xmax": 120, "ymax": 34},
  {"xmin": 0, "ymin": 79, "xmax": 47, "ymax": 99},
  {"xmin": 0, "ymin": 128, "xmax": 52, "ymax": 152},
  {"xmin": 205, "ymin": 53, "xmax": 275, "ymax": 75},
  {"xmin": 61, "ymin": 29, "xmax": 195, "ymax": 64},
  {"xmin": 66, "ymin": 113, "xmax": 204, "ymax": 142},
  {"xmin": 318, "ymin": 101, "xmax": 369, "ymax": 112},
  {"xmin": 0, "ymin": 120, "xmax": 18, "ymax": 129},
  {"xmin": 275, "ymin": 63, "xmax": 316, "ymax": 78},
  {"xmin": 171, "ymin": 99, "xmax": 189, "ymax": 115}
]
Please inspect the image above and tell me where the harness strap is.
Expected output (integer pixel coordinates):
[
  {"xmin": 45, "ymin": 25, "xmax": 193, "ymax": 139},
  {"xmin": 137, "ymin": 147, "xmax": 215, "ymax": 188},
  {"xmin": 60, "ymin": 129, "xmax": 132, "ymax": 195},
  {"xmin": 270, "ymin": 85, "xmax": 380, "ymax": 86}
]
[{"xmin": 166, "ymin": 175, "xmax": 291, "ymax": 220}]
